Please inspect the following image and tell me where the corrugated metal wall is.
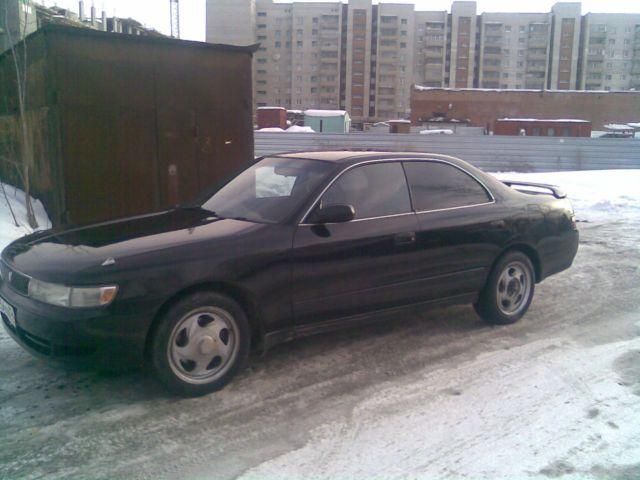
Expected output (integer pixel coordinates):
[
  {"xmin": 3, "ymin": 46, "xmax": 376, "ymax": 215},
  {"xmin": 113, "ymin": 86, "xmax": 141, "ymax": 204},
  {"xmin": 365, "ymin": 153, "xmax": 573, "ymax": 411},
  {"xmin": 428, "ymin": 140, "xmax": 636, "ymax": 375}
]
[{"xmin": 255, "ymin": 133, "xmax": 640, "ymax": 172}]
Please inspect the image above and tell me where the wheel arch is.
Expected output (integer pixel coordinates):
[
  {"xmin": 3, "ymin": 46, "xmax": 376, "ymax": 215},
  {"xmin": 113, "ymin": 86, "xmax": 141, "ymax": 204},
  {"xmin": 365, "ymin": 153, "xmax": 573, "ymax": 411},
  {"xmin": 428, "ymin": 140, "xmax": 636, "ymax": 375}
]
[
  {"xmin": 494, "ymin": 243, "xmax": 542, "ymax": 283},
  {"xmin": 144, "ymin": 281, "xmax": 265, "ymax": 363}
]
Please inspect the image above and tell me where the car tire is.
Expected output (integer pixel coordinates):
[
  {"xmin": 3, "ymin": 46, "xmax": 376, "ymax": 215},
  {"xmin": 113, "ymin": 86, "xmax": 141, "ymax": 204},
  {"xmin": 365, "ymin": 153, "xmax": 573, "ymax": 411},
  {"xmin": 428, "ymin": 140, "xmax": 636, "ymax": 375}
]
[
  {"xmin": 150, "ymin": 291, "xmax": 251, "ymax": 397},
  {"xmin": 475, "ymin": 251, "xmax": 535, "ymax": 325}
]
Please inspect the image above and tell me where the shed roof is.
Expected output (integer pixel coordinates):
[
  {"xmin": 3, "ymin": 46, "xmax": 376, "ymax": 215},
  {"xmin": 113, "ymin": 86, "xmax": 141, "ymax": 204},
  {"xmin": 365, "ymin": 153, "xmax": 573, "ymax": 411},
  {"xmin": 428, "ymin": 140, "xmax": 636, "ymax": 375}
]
[
  {"xmin": 304, "ymin": 109, "xmax": 348, "ymax": 118},
  {"xmin": 0, "ymin": 24, "xmax": 259, "ymax": 61}
]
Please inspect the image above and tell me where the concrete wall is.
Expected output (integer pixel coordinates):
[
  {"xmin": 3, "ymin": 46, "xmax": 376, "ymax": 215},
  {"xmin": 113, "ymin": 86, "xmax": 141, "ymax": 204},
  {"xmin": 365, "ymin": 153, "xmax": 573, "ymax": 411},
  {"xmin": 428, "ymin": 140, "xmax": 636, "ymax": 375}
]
[
  {"xmin": 411, "ymin": 87, "xmax": 640, "ymax": 130},
  {"xmin": 254, "ymin": 132, "xmax": 640, "ymax": 172}
]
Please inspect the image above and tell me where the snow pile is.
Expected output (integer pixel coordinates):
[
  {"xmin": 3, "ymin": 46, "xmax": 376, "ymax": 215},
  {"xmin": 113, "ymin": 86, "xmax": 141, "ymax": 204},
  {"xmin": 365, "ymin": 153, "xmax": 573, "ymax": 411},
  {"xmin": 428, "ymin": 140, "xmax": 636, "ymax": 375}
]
[
  {"xmin": 257, "ymin": 126, "xmax": 316, "ymax": 133},
  {"xmin": 286, "ymin": 125, "xmax": 315, "ymax": 133},
  {"xmin": 256, "ymin": 127, "xmax": 286, "ymax": 133},
  {"xmin": 420, "ymin": 129, "xmax": 454, "ymax": 135},
  {"xmin": 492, "ymin": 170, "xmax": 640, "ymax": 223},
  {"xmin": 0, "ymin": 182, "xmax": 51, "ymax": 253}
]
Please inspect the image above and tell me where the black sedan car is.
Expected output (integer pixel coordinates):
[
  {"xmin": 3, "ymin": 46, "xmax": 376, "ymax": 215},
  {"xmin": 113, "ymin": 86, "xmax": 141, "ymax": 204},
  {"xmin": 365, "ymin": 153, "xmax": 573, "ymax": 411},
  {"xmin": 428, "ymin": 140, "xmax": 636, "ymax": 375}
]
[{"xmin": 0, "ymin": 152, "xmax": 578, "ymax": 396}]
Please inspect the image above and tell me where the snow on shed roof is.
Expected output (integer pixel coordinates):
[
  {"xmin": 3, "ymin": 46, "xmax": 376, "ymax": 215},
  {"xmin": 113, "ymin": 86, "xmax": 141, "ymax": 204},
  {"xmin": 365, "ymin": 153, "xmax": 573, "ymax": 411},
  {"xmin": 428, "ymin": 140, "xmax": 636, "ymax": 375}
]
[
  {"xmin": 257, "ymin": 106, "xmax": 286, "ymax": 111},
  {"xmin": 304, "ymin": 109, "xmax": 348, "ymax": 117},
  {"xmin": 604, "ymin": 124, "xmax": 635, "ymax": 130},
  {"xmin": 498, "ymin": 118, "xmax": 590, "ymax": 123},
  {"xmin": 414, "ymin": 85, "xmax": 621, "ymax": 94}
]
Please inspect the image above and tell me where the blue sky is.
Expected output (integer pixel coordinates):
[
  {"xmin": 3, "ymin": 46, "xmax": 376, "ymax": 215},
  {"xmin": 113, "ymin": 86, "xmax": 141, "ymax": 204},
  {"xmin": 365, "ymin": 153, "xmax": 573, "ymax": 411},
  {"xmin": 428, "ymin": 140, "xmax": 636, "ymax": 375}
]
[{"xmin": 40, "ymin": 0, "xmax": 640, "ymax": 42}]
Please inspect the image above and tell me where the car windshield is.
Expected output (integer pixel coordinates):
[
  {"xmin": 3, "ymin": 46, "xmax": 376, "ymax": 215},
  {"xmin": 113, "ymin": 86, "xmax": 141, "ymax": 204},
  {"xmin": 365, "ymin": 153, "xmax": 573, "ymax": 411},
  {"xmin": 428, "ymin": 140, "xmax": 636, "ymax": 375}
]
[{"xmin": 201, "ymin": 156, "xmax": 333, "ymax": 224}]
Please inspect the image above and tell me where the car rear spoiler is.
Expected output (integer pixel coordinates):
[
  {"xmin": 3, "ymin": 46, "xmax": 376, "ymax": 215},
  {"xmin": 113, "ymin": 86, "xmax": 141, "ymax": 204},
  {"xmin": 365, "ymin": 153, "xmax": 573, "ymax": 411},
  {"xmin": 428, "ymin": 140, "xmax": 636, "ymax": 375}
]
[{"xmin": 502, "ymin": 180, "xmax": 567, "ymax": 199}]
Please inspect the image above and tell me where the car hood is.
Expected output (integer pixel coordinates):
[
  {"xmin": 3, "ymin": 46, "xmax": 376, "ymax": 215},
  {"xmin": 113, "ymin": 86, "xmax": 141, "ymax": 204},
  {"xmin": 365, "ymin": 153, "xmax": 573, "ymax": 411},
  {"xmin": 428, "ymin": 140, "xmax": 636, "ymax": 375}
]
[{"xmin": 2, "ymin": 209, "xmax": 257, "ymax": 281}]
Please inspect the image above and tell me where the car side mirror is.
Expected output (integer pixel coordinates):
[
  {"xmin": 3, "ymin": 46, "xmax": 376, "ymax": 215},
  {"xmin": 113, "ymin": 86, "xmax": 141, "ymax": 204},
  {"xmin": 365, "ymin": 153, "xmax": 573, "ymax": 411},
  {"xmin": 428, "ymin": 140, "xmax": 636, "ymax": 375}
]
[{"xmin": 313, "ymin": 204, "xmax": 355, "ymax": 224}]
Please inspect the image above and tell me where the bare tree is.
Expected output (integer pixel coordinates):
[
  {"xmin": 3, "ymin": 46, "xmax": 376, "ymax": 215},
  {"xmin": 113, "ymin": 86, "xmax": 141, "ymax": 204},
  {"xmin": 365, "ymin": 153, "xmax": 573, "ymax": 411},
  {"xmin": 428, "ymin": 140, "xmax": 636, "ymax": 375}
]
[{"xmin": 3, "ymin": 0, "xmax": 38, "ymax": 228}]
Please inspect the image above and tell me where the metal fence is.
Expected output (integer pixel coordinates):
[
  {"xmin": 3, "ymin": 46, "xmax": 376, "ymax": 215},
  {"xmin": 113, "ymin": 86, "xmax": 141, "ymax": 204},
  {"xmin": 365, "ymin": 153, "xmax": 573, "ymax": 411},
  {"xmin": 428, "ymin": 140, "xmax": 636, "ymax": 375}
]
[{"xmin": 255, "ymin": 132, "xmax": 640, "ymax": 172}]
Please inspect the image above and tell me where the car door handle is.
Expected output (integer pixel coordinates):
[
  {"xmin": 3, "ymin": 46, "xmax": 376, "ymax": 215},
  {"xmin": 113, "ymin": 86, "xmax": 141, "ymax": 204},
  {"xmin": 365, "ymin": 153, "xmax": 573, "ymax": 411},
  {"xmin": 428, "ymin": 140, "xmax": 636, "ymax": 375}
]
[
  {"xmin": 490, "ymin": 220, "xmax": 506, "ymax": 228},
  {"xmin": 394, "ymin": 232, "xmax": 416, "ymax": 246}
]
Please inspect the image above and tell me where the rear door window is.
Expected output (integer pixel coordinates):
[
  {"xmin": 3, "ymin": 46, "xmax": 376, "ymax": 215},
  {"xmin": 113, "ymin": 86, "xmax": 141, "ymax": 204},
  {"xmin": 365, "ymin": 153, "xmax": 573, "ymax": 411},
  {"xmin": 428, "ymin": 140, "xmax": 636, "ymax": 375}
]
[{"xmin": 403, "ymin": 161, "xmax": 492, "ymax": 212}]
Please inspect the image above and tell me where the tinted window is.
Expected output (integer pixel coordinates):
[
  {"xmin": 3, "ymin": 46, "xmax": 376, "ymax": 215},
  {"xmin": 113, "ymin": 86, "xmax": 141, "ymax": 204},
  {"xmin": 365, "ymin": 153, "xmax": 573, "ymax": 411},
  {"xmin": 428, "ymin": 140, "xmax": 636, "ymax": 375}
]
[
  {"xmin": 318, "ymin": 162, "xmax": 411, "ymax": 220},
  {"xmin": 202, "ymin": 157, "xmax": 332, "ymax": 223},
  {"xmin": 403, "ymin": 161, "xmax": 491, "ymax": 211}
]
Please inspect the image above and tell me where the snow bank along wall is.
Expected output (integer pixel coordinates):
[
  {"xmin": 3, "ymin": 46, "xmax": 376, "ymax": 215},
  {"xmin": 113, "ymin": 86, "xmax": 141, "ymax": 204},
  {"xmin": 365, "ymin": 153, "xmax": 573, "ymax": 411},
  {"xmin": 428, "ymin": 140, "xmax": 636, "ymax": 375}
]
[
  {"xmin": 0, "ymin": 25, "xmax": 256, "ymax": 226},
  {"xmin": 411, "ymin": 87, "xmax": 640, "ymax": 132}
]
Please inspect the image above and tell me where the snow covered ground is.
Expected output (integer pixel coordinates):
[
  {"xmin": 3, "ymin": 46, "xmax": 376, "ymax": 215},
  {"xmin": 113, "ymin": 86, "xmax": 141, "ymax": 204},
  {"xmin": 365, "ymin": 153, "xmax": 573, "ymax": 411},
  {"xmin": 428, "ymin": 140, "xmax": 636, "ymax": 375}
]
[
  {"xmin": 0, "ymin": 181, "xmax": 51, "ymax": 253},
  {"xmin": 0, "ymin": 170, "xmax": 639, "ymax": 480}
]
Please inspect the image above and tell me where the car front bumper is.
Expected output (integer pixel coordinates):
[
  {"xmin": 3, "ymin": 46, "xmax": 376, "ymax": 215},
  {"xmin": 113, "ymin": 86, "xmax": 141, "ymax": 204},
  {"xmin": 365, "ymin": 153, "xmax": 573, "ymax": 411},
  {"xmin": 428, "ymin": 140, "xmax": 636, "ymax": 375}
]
[{"xmin": 0, "ymin": 283, "xmax": 158, "ymax": 370}]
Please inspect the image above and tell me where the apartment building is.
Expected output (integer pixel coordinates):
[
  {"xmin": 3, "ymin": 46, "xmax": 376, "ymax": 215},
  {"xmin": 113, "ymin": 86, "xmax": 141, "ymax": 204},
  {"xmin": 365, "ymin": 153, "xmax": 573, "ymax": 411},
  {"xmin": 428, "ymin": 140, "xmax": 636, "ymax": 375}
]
[
  {"xmin": 579, "ymin": 13, "xmax": 640, "ymax": 91},
  {"xmin": 478, "ymin": 12, "xmax": 551, "ymax": 89},
  {"xmin": 206, "ymin": 0, "xmax": 640, "ymax": 126}
]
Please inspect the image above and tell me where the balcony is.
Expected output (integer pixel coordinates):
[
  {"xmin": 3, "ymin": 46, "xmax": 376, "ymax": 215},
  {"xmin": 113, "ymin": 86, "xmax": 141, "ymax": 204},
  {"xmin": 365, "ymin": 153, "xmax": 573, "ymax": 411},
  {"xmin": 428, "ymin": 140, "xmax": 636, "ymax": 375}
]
[
  {"xmin": 589, "ymin": 31, "xmax": 606, "ymax": 40},
  {"xmin": 320, "ymin": 30, "xmax": 340, "ymax": 40},
  {"xmin": 587, "ymin": 52, "xmax": 605, "ymax": 60},
  {"xmin": 424, "ymin": 49, "xmax": 444, "ymax": 58},
  {"xmin": 320, "ymin": 42, "xmax": 339, "ymax": 51},
  {"xmin": 526, "ymin": 64, "xmax": 547, "ymax": 73},
  {"xmin": 527, "ymin": 38, "xmax": 548, "ymax": 49},
  {"xmin": 320, "ymin": 62, "xmax": 339, "ymax": 71},
  {"xmin": 525, "ymin": 79, "xmax": 545, "ymax": 89}
]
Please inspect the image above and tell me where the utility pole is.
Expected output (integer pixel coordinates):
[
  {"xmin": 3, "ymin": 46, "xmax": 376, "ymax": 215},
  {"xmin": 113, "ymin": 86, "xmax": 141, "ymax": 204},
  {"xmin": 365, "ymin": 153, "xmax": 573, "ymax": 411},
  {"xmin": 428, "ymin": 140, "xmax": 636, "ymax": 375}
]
[{"xmin": 170, "ymin": 0, "xmax": 180, "ymax": 38}]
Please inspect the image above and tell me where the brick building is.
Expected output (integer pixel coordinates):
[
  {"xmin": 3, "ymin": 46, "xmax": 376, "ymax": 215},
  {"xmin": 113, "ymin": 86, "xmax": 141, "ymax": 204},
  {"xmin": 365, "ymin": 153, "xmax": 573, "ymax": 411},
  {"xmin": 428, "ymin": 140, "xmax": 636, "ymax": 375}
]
[{"xmin": 410, "ymin": 86, "xmax": 640, "ymax": 131}]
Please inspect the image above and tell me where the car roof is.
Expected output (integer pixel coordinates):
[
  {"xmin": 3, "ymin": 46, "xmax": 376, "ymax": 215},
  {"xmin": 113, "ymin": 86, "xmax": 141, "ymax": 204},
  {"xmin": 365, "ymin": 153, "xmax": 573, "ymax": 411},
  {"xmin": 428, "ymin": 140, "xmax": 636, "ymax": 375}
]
[{"xmin": 273, "ymin": 151, "xmax": 458, "ymax": 163}]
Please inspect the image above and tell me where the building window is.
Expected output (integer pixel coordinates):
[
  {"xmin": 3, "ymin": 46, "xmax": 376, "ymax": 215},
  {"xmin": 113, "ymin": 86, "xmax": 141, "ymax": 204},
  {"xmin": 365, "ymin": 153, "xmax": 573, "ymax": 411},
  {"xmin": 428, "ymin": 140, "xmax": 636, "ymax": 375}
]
[
  {"xmin": 257, "ymin": 12, "xmax": 267, "ymax": 17},
  {"xmin": 547, "ymin": 127, "xmax": 555, "ymax": 137}
]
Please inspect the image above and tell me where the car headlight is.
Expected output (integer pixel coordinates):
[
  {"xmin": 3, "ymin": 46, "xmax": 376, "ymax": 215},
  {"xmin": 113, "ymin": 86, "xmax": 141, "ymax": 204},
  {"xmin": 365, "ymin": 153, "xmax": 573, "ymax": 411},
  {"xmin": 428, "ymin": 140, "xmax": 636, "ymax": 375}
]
[{"xmin": 27, "ymin": 278, "xmax": 118, "ymax": 308}]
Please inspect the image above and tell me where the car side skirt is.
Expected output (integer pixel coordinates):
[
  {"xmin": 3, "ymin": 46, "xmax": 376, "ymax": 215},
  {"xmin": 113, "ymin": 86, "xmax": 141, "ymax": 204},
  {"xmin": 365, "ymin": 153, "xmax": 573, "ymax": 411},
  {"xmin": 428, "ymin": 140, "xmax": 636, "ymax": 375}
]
[{"xmin": 263, "ymin": 292, "xmax": 478, "ymax": 351}]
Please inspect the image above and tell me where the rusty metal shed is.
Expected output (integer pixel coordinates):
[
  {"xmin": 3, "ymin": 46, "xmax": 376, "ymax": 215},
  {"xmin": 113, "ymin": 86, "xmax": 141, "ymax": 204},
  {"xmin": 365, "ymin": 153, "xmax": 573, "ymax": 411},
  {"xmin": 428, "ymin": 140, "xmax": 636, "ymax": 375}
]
[{"xmin": 0, "ymin": 25, "xmax": 257, "ymax": 226}]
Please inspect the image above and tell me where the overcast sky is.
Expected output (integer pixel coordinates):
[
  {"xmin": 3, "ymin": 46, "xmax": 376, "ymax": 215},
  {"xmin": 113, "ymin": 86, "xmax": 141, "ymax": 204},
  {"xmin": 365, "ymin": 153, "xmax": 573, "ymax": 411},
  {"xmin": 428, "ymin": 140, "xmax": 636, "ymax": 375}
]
[{"xmin": 38, "ymin": 0, "xmax": 640, "ymax": 42}]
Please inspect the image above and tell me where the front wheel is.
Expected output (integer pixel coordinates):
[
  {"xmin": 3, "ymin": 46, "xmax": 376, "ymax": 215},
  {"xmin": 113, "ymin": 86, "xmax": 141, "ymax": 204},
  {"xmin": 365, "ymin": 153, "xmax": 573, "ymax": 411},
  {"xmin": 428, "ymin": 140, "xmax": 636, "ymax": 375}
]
[
  {"xmin": 150, "ymin": 292, "xmax": 250, "ymax": 397},
  {"xmin": 475, "ymin": 251, "xmax": 535, "ymax": 325}
]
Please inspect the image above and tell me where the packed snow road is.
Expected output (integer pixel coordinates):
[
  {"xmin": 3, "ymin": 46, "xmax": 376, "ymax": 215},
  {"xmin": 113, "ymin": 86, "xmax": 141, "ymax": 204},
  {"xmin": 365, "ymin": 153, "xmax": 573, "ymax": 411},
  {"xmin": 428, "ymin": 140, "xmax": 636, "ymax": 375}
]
[{"xmin": 1, "ymin": 171, "xmax": 639, "ymax": 480}]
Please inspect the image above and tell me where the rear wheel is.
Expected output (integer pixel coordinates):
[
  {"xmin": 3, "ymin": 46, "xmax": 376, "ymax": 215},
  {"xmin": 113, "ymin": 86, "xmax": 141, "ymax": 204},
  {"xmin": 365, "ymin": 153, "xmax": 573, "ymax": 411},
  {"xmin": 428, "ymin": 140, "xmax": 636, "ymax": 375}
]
[
  {"xmin": 150, "ymin": 292, "xmax": 250, "ymax": 396},
  {"xmin": 476, "ymin": 251, "xmax": 535, "ymax": 325}
]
